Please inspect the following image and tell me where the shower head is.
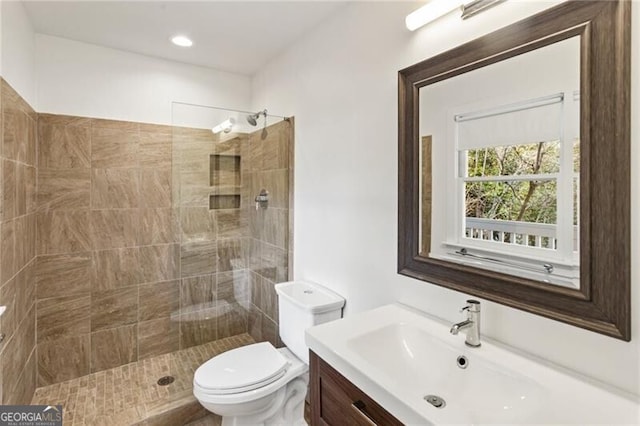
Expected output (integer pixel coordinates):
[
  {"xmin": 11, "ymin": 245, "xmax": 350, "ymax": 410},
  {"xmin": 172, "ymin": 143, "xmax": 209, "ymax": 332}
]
[{"xmin": 246, "ymin": 109, "xmax": 267, "ymax": 126}]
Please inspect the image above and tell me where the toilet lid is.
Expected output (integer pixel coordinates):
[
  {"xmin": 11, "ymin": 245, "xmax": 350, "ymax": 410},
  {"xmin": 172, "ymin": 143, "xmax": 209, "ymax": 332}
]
[{"xmin": 194, "ymin": 342, "xmax": 290, "ymax": 393}]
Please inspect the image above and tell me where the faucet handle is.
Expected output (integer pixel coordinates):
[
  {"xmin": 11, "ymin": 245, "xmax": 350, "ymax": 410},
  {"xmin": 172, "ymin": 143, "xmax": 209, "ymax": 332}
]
[{"xmin": 460, "ymin": 299, "xmax": 480, "ymax": 313}]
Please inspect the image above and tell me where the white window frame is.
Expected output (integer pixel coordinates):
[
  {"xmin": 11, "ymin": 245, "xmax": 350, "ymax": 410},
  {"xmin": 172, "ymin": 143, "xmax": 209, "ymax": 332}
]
[{"xmin": 433, "ymin": 92, "xmax": 580, "ymax": 288}]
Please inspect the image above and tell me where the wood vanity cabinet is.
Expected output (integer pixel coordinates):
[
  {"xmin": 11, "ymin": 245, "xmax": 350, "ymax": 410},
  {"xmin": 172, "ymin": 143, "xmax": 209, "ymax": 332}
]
[{"xmin": 309, "ymin": 351, "xmax": 403, "ymax": 426}]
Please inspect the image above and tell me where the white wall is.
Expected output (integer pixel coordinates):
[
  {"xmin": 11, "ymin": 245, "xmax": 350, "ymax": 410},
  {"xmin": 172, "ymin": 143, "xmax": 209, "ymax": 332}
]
[
  {"xmin": 252, "ymin": 0, "xmax": 640, "ymax": 397},
  {"xmin": 36, "ymin": 34, "xmax": 251, "ymax": 125},
  {"xmin": 1, "ymin": 0, "xmax": 36, "ymax": 107}
]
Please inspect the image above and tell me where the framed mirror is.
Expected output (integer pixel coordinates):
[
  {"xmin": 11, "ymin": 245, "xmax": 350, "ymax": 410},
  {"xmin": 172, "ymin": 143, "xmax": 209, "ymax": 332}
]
[{"xmin": 398, "ymin": 1, "xmax": 631, "ymax": 340}]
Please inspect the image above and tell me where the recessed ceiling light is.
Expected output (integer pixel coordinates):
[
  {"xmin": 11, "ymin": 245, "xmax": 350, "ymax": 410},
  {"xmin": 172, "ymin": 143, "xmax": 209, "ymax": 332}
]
[{"xmin": 171, "ymin": 35, "xmax": 193, "ymax": 47}]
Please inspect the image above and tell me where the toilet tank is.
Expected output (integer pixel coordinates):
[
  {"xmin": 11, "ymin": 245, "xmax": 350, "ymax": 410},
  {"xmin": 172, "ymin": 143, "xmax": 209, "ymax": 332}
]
[{"xmin": 274, "ymin": 281, "xmax": 345, "ymax": 364}]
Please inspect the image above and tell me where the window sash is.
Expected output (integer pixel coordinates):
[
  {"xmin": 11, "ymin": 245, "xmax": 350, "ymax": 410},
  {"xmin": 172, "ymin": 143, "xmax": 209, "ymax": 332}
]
[{"xmin": 447, "ymin": 90, "xmax": 579, "ymax": 272}]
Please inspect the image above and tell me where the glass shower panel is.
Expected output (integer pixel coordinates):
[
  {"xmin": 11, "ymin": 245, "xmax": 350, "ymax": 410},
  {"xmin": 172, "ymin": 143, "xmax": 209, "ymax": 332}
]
[{"xmin": 171, "ymin": 102, "xmax": 293, "ymax": 350}]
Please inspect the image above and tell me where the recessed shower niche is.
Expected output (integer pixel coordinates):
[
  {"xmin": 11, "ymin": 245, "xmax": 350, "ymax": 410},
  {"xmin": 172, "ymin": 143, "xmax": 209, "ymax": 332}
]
[
  {"xmin": 210, "ymin": 153, "xmax": 241, "ymax": 187},
  {"xmin": 210, "ymin": 149, "xmax": 242, "ymax": 210}
]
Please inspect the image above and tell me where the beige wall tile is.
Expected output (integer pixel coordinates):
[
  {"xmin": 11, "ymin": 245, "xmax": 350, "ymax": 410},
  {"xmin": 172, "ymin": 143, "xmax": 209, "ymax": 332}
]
[
  {"xmin": 249, "ymin": 272, "xmax": 262, "ymax": 309},
  {"xmin": 90, "ymin": 209, "xmax": 140, "ymax": 249},
  {"xmin": 91, "ymin": 118, "xmax": 139, "ymax": 132},
  {"xmin": 140, "ymin": 208, "xmax": 178, "ymax": 245},
  {"xmin": 179, "ymin": 185, "xmax": 210, "ymax": 207},
  {"xmin": 181, "ymin": 207, "xmax": 216, "ymax": 243},
  {"xmin": 2, "ymin": 107, "xmax": 27, "ymax": 162},
  {"xmin": 216, "ymin": 270, "xmax": 249, "ymax": 305},
  {"xmin": 261, "ymin": 208, "xmax": 287, "ymax": 249},
  {"xmin": 36, "ymin": 252, "xmax": 94, "ymax": 298},
  {"xmin": 15, "ymin": 261, "xmax": 35, "ymax": 326},
  {"xmin": 262, "ymin": 169, "xmax": 288, "ymax": 209},
  {"xmin": 37, "ymin": 295, "xmax": 91, "ymax": 342},
  {"xmin": 260, "ymin": 278, "xmax": 278, "ymax": 322},
  {"xmin": 37, "ymin": 210, "xmax": 91, "ymax": 255},
  {"xmin": 90, "ymin": 325, "xmax": 137, "ymax": 372},
  {"xmin": 38, "ymin": 113, "xmax": 92, "ymax": 127},
  {"xmin": 180, "ymin": 241, "xmax": 217, "ymax": 278},
  {"xmin": 2, "ymin": 304, "xmax": 35, "ymax": 403},
  {"xmin": 217, "ymin": 239, "xmax": 246, "ymax": 272},
  {"xmin": 258, "ymin": 242, "xmax": 287, "ymax": 283},
  {"xmin": 25, "ymin": 115, "xmax": 37, "ymax": 167},
  {"xmin": 1, "ymin": 219, "xmax": 16, "ymax": 284},
  {"xmin": 8, "ymin": 347, "xmax": 36, "ymax": 405},
  {"xmin": 217, "ymin": 304, "xmax": 247, "ymax": 340},
  {"xmin": 93, "ymin": 248, "xmax": 143, "ymax": 291},
  {"xmin": 138, "ymin": 317, "xmax": 179, "ymax": 360},
  {"xmin": 247, "ymin": 304, "xmax": 263, "ymax": 343},
  {"xmin": 260, "ymin": 313, "xmax": 279, "ymax": 348},
  {"xmin": 139, "ymin": 280, "xmax": 179, "ymax": 321},
  {"xmin": 91, "ymin": 287, "xmax": 138, "ymax": 331},
  {"xmin": 14, "ymin": 216, "xmax": 30, "ymax": 274},
  {"xmin": 179, "ymin": 311, "xmax": 216, "ymax": 349},
  {"xmin": 0, "ymin": 276, "xmax": 17, "ymax": 341},
  {"xmin": 215, "ymin": 210, "xmax": 247, "ymax": 239},
  {"xmin": 16, "ymin": 163, "xmax": 26, "ymax": 216},
  {"xmin": 138, "ymin": 123, "xmax": 172, "ymax": 134},
  {"xmin": 91, "ymin": 127, "xmax": 139, "ymax": 168},
  {"xmin": 26, "ymin": 213, "xmax": 37, "ymax": 265},
  {"xmin": 180, "ymin": 275, "xmax": 214, "ymax": 311},
  {"xmin": 25, "ymin": 165, "xmax": 36, "ymax": 214},
  {"xmin": 248, "ymin": 132, "xmax": 263, "ymax": 172},
  {"xmin": 139, "ymin": 244, "xmax": 179, "ymax": 284},
  {"xmin": 141, "ymin": 168, "xmax": 172, "ymax": 208},
  {"xmin": 38, "ymin": 123, "xmax": 91, "ymax": 169},
  {"xmin": 139, "ymin": 132, "xmax": 172, "ymax": 168},
  {"xmin": 91, "ymin": 168, "xmax": 140, "ymax": 209},
  {"xmin": 37, "ymin": 335, "xmax": 90, "ymax": 386},
  {"xmin": 2, "ymin": 159, "xmax": 16, "ymax": 221},
  {"xmin": 37, "ymin": 168, "xmax": 90, "ymax": 211}
]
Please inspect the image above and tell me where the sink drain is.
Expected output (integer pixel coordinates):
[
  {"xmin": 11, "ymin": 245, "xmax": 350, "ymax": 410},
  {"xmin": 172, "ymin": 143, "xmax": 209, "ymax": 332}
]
[
  {"xmin": 457, "ymin": 355, "xmax": 468, "ymax": 369},
  {"xmin": 157, "ymin": 376, "xmax": 175, "ymax": 386},
  {"xmin": 424, "ymin": 395, "xmax": 446, "ymax": 408}
]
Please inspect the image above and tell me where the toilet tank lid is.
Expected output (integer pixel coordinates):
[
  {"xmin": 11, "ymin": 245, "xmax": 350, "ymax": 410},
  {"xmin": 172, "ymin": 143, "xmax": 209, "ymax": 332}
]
[{"xmin": 275, "ymin": 281, "xmax": 345, "ymax": 313}]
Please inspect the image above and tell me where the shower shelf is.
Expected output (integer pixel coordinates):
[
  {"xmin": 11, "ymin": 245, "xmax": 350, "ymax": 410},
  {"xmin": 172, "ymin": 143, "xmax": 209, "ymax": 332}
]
[
  {"xmin": 210, "ymin": 154, "xmax": 241, "ymax": 187},
  {"xmin": 210, "ymin": 194, "xmax": 241, "ymax": 210}
]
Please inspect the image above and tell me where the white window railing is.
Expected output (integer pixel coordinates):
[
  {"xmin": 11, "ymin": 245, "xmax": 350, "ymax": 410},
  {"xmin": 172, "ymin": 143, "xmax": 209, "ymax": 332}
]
[{"xmin": 465, "ymin": 217, "xmax": 577, "ymax": 251}]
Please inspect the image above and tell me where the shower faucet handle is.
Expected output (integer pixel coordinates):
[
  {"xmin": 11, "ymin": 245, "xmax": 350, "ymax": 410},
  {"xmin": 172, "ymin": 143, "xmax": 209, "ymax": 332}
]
[{"xmin": 255, "ymin": 189, "xmax": 269, "ymax": 210}]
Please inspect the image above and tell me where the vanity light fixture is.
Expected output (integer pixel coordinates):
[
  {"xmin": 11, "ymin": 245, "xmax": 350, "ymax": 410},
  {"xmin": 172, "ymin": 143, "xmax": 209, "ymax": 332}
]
[
  {"xmin": 212, "ymin": 117, "xmax": 235, "ymax": 134},
  {"xmin": 171, "ymin": 35, "xmax": 193, "ymax": 47},
  {"xmin": 406, "ymin": 0, "xmax": 506, "ymax": 31}
]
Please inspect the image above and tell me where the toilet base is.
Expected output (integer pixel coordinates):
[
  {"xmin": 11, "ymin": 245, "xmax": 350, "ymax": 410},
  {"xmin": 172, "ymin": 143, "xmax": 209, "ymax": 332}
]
[{"xmin": 215, "ymin": 374, "xmax": 309, "ymax": 426}]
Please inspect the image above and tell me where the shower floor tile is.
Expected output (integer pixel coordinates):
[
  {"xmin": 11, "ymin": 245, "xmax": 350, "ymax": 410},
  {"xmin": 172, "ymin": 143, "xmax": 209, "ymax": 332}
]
[{"xmin": 31, "ymin": 334, "xmax": 255, "ymax": 426}]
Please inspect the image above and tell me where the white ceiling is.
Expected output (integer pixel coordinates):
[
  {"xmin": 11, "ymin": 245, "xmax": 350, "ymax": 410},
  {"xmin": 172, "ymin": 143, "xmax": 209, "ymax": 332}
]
[{"xmin": 23, "ymin": 1, "xmax": 348, "ymax": 75}]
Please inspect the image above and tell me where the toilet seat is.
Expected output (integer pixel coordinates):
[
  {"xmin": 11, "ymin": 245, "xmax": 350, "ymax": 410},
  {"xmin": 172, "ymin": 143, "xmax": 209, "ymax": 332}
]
[
  {"xmin": 194, "ymin": 346, "xmax": 308, "ymax": 406},
  {"xmin": 194, "ymin": 342, "xmax": 290, "ymax": 395}
]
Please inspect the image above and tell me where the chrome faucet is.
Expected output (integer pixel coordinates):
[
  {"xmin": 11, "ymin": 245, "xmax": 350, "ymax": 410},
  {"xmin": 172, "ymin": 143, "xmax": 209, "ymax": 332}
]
[{"xmin": 450, "ymin": 300, "xmax": 481, "ymax": 347}]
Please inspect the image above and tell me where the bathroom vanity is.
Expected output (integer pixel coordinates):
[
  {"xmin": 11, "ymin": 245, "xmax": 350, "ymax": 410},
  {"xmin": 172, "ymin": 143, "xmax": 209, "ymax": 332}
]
[
  {"xmin": 305, "ymin": 304, "xmax": 640, "ymax": 425},
  {"xmin": 309, "ymin": 351, "xmax": 402, "ymax": 426}
]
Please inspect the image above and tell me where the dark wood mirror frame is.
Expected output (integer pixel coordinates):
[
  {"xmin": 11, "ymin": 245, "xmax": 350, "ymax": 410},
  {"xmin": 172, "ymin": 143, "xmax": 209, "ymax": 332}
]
[{"xmin": 398, "ymin": 1, "xmax": 631, "ymax": 340}]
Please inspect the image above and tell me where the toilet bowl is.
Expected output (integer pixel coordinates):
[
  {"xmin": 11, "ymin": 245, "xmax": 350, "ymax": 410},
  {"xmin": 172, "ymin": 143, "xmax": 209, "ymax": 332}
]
[{"xmin": 193, "ymin": 281, "xmax": 345, "ymax": 426}]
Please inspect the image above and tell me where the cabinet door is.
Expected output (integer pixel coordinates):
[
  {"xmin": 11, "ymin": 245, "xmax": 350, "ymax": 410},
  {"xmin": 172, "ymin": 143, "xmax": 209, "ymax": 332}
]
[{"xmin": 310, "ymin": 351, "xmax": 403, "ymax": 426}]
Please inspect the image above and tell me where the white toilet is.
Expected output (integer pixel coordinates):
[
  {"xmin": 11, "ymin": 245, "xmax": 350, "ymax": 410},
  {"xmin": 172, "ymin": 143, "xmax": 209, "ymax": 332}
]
[{"xmin": 193, "ymin": 280, "xmax": 345, "ymax": 426}]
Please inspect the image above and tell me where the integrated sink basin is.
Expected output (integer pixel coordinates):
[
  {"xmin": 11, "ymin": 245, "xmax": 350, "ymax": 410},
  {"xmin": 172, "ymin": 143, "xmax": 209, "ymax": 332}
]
[
  {"xmin": 348, "ymin": 323, "xmax": 545, "ymax": 423},
  {"xmin": 305, "ymin": 304, "xmax": 639, "ymax": 424}
]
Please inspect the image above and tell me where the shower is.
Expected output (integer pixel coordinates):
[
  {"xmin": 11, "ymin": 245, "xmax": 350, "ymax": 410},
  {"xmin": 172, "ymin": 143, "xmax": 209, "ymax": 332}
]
[{"xmin": 246, "ymin": 109, "xmax": 267, "ymax": 126}]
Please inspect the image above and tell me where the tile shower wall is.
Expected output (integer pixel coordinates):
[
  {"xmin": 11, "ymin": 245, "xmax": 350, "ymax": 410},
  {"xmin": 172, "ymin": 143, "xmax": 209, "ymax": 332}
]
[
  {"xmin": 35, "ymin": 114, "xmax": 181, "ymax": 386},
  {"xmin": 34, "ymin": 113, "xmax": 293, "ymax": 387},
  {"xmin": 0, "ymin": 78, "xmax": 38, "ymax": 405},
  {"xmin": 246, "ymin": 119, "xmax": 294, "ymax": 346}
]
